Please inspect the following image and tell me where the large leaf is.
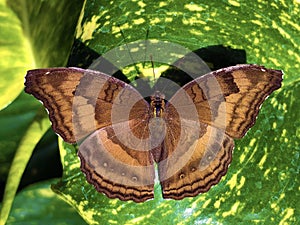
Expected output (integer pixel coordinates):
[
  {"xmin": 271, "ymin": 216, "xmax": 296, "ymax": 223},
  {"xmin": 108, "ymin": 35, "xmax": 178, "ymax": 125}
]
[
  {"xmin": 0, "ymin": 0, "xmax": 83, "ymax": 110},
  {"xmin": 0, "ymin": 0, "xmax": 83, "ymax": 224},
  {"xmin": 52, "ymin": 0, "xmax": 299, "ymax": 224},
  {"xmin": 0, "ymin": 1, "xmax": 33, "ymax": 110},
  {"xmin": 74, "ymin": 0, "xmax": 299, "ymax": 79},
  {"xmin": 4, "ymin": 179, "xmax": 85, "ymax": 225},
  {"xmin": 0, "ymin": 109, "xmax": 50, "ymax": 225}
]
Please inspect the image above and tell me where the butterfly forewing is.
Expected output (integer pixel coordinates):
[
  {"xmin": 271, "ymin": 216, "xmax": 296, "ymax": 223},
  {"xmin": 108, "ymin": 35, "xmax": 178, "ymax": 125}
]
[
  {"xmin": 179, "ymin": 64, "xmax": 283, "ymax": 138},
  {"xmin": 25, "ymin": 68, "xmax": 85, "ymax": 143},
  {"xmin": 25, "ymin": 68, "xmax": 150, "ymax": 143}
]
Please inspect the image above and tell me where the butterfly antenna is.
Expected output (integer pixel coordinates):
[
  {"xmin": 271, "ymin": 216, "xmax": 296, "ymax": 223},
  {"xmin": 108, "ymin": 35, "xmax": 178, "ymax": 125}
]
[
  {"xmin": 150, "ymin": 54, "xmax": 167, "ymax": 94},
  {"xmin": 151, "ymin": 54, "xmax": 168, "ymax": 95},
  {"xmin": 118, "ymin": 25, "xmax": 141, "ymax": 75},
  {"xmin": 150, "ymin": 54, "xmax": 163, "ymax": 93},
  {"xmin": 150, "ymin": 55, "xmax": 156, "ymax": 82},
  {"xmin": 142, "ymin": 28, "xmax": 150, "ymax": 69}
]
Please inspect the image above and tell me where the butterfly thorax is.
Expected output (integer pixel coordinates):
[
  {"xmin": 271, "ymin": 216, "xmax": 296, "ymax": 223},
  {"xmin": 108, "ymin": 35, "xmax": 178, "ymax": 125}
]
[{"xmin": 150, "ymin": 91, "xmax": 165, "ymax": 118}]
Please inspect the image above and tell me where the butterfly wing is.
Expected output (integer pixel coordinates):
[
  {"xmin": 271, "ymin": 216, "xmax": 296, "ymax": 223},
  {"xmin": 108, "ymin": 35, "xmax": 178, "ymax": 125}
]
[
  {"xmin": 25, "ymin": 67, "xmax": 155, "ymax": 202},
  {"xmin": 158, "ymin": 97, "xmax": 234, "ymax": 200},
  {"xmin": 159, "ymin": 64, "xmax": 282, "ymax": 199},
  {"xmin": 78, "ymin": 120, "xmax": 155, "ymax": 203},
  {"xmin": 159, "ymin": 118, "xmax": 234, "ymax": 200},
  {"xmin": 25, "ymin": 67, "xmax": 149, "ymax": 143},
  {"xmin": 25, "ymin": 68, "xmax": 84, "ymax": 142},
  {"xmin": 179, "ymin": 64, "xmax": 283, "ymax": 138}
]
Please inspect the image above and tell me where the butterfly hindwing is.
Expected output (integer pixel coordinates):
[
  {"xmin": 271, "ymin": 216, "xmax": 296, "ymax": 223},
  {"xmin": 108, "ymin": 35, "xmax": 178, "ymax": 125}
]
[
  {"xmin": 78, "ymin": 121, "xmax": 155, "ymax": 203},
  {"xmin": 160, "ymin": 122, "xmax": 234, "ymax": 200}
]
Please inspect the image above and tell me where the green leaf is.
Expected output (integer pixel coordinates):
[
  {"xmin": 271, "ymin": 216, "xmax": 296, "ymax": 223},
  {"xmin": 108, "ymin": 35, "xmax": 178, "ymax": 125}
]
[
  {"xmin": 0, "ymin": 0, "xmax": 83, "ymax": 224},
  {"xmin": 52, "ymin": 0, "xmax": 299, "ymax": 224},
  {"xmin": 4, "ymin": 179, "xmax": 85, "ymax": 225},
  {"xmin": 0, "ymin": 101, "xmax": 50, "ymax": 225},
  {"xmin": 0, "ymin": 0, "xmax": 84, "ymax": 110},
  {"xmin": 0, "ymin": 93, "xmax": 44, "ymax": 189},
  {"xmin": 0, "ymin": 1, "xmax": 34, "ymax": 110}
]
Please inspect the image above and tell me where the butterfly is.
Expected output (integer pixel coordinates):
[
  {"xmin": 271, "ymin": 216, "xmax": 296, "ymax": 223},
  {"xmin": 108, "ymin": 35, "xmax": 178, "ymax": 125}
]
[{"xmin": 24, "ymin": 64, "xmax": 282, "ymax": 202}]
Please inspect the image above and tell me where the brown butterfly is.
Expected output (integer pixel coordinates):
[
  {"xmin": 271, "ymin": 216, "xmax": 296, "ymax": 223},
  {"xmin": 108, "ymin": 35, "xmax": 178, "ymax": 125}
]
[{"xmin": 24, "ymin": 64, "xmax": 282, "ymax": 202}]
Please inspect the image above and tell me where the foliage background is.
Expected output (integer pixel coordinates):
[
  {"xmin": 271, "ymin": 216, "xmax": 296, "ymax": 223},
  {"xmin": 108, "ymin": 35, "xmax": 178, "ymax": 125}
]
[{"xmin": 0, "ymin": 0, "xmax": 299, "ymax": 224}]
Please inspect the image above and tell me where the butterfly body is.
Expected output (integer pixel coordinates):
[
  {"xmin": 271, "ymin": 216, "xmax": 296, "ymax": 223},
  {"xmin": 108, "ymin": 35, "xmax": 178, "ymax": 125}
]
[
  {"xmin": 150, "ymin": 91, "xmax": 166, "ymax": 118},
  {"xmin": 25, "ymin": 64, "xmax": 282, "ymax": 202}
]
